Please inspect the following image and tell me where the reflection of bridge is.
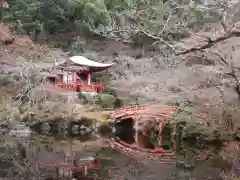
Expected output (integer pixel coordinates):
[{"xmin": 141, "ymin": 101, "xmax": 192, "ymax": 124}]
[{"xmin": 110, "ymin": 137, "xmax": 176, "ymax": 163}]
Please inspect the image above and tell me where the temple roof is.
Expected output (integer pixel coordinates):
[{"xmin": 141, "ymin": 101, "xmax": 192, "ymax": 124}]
[
  {"xmin": 69, "ymin": 56, "xmax": 114, "ymax": 69},
  {"xmin": 55, "ymin": 56, "xmax": 114, "ymax": 72}
]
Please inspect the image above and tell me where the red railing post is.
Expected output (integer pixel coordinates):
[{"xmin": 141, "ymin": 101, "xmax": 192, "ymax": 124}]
[
  {"xmin": 158, "ymin": 122, "xmax": 164, "ymax": 147},
  {"xmin": 84, "ymin": 166, "xmax": 88, "ymax": 176}
]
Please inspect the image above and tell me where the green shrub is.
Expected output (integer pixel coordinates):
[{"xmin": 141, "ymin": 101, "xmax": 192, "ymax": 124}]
[
  {"xmin": 92, "ymin": 72, "xmax": 111, "ymax": 84},
  {"xmin": 77, "ymin": 86, "xmax": 122, "ymax": 108},
  {"xmin": 78, "ymin": 92, "xmax": 88, "ymax": 104},
  {"xmin": 103, "ymin": 87, "xmax": 117, "ymax": 97},
  {"xmin": 0, "ymin": 76, "xmax": 12, "ymax": 86},
  {"xmin": 100, "ymin": 93, "xmax": 116, "ymax": 109},
  {"xmin": 78, "ymin": 92, "xmax": 101, "ymax": 104},
  {"xmin": 114, "ymin": 98, "xmax": 123, "ymax": 108}
]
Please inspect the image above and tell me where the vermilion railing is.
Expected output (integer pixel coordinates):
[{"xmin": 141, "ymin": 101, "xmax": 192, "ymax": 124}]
[{"xmin": 55, "ymin": 83, "xmax": 104, "ymax": 93}]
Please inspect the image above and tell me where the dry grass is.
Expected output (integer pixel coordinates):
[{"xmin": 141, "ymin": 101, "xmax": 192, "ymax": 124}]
[
  {"xmin": 220, "ymin": 142, "xmax": 240, "ymax": 180},
  {"xmin": 87, "ymin": 49, "xmax": 238, "ymax": 103},
  {"xmin": 170, "ymin": 98, "xmax": 240, "ymax": 142},
  {"xmin": 72, "ymin": 105, "xmax": 112, "ymax": 122},
  {"xmin": 23, "ymin": 99, "xmax": 112, "ymax": 122},
  {"xmin": 220, "ymin": 142, "xmax": 240, "ymax": 162},
  {"xmin": 78, "ymin": 19, "xmax": 240, "ymax": 104},
  {"xmin": 221, "ymin": 173, "xmax": 240, "ymax": 180}
]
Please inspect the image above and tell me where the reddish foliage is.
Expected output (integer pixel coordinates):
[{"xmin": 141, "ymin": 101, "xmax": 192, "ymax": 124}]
[{"xmin": 0, "ymin": 23, "xmax": 52, "ymax": 59}]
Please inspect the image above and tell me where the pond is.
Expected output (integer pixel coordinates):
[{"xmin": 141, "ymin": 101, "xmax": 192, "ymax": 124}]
[{"xmin": 0, "ymin": 123, "xmax": 227, "ymax": 180}]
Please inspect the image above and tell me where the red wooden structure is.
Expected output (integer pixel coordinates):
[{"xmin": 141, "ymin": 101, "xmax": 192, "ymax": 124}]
[
  {"xmin": 110, "ymin": 105, "xmax": 178, "ymax": 161},
  {"xmin": 110, "ymin": 138, "xmax": 176, "ymax": 162},
  {"xmin": 51, "ymin": 56, "xmax": 114, "ymax": 94},
  {"xmin": 57, "ymin": 157, "xmax": 101, "ymax": 178}
]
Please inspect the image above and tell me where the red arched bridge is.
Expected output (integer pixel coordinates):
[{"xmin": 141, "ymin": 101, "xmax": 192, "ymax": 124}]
[{"xmin": 110, "ymin": 105, "xmax": 178, "ymax": 162}]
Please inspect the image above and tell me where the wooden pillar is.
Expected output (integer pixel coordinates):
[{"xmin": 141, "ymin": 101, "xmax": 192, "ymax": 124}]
[
  {"xmin": 100, "ymin": 79, "xmax": 103, "ymax": 94},
  {"xmin": 84, "ymin": 166, "xmax": 88, "ymax": 176},
  {"xmin": 66, "ymin": 72, "xmax": 68, "ymax": 91},
  {"xmin": 74, "ymin": 72, "xmax": 76, "ymax": 92},
  {"xmin": 87, "ymin": 72, "xmax": 91, "ymax": 85},
  {"xmin": 71, "ymin": 71, "xmax": 74, "ymax": 91},
  {"xmin": 61, "ymin": 75, "xmax": 63, "ymax": 88},
  {"xmin": 54, "ymin": 76, "xmax": 57, "ymax": 87},
  {"xmin": 74, "ymin": 72, "xmax": 77, "ymax": 91},
  {"xmin": 134, "ymin": 121, "xmax": 139, "ymax": 144}
]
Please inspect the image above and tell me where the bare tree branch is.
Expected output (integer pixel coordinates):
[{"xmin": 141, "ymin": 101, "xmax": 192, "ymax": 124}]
[
  {"xmin": 206, "ymin": 49, "xmax": 240, "ymax": 102},
  {"xmin": 175, "ymin": 28, "xmax": 240, "ymax": 55},
  {"xmin": 137, "ymin": 25, "xmax": 177, "ymax": 51},
  {"xmin": 220, "ymin": 9, "xmax": 228, "ymax": 32}
]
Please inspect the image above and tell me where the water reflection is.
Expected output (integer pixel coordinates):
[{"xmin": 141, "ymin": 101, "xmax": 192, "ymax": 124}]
[
  {"xmin": 0, "ymin": 120, "xmax": 224, "ymax": 180},
  {"xmin": 0, "ymin": 129, "xmax": 223, "ymax": 180},
  {"xmin": 31, "ymin": 121, "xmax": 206, "ymax": 166}
]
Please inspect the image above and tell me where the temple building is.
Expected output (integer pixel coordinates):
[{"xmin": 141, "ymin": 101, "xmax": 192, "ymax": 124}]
[{"xmin": 49, "ymin": 56, "xmax": 114, "ymax": 94}]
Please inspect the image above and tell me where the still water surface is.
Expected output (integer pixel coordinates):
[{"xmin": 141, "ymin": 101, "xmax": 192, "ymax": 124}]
[
  {"xmin": 36, "ymin": 131, "xmax": 223, "ymax": 179},
  {"xmin": 0, "ymin": 128, "xmax": 222, "ymax": 180}
]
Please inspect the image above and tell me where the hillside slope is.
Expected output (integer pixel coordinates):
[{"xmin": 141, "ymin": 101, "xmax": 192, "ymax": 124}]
[
  {"xmin": 0, "ymin": 23, "xmax": 67, "ymax": 69},
  {"xmin": 1, "ymin": 21, "xmax": 240, "ymax": 104},
  {"xmin": 78, "ymin": 27, "xmax": 240, "ymax": 103}
]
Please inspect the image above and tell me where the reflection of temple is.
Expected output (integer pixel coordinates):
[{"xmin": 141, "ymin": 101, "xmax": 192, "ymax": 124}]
[{"xmin": 49, "ymin": 56, "xmax": 114, "ymax": 94}]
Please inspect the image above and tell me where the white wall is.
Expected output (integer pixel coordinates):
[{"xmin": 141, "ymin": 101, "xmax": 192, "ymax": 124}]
[{"xmin": 63, "ymin": 71, "xmax": 76, "ymax": 83}]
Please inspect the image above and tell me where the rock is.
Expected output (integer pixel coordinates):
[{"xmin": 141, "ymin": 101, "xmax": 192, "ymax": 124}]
[
  {"xmin": 108, "ymin": 119, "xmax": 115, "ymax": 125},
  {"xmin": 15, "ymin": 123, "xmax": 27, "ymax": 129},
  {"xmin": 7, "ymin": 120, "xmax": 25, "ymax": 129},
  {"xmin": 8, "ymin": 128, "xmax": 32, "ymax": 137},
  {"xmin": 56, "ymin": 121, "xmax": 69, "ymax": 132},
  {"xmin": 71, "ymin": 124, "xmax": 80, "ymax": 135},
  {"xmin": 80, "ymin": 125, "xmax": 86, "ymax": 130},
  {"xmin": 72, "ymin": 104, "xmax": 83, "ymax": 109},
  {"xmin": 95, "ymin": 122, "xmax": 101, "ymax": 130},
  {"xmin": 112, "ymin": 127, "xmax": 116, "ymax": 133},
  {"xmin": 85, "ymin": 127, "xmax": 92, "ymax": 132},
  {"xmin": 40, "ymin": 123, "xmax": 51, "ymax": 134},
  {"xmin": 176, "ymin": 160, "xmax": 194, "ymax": 170},
  {"xmin": 80, "ymin": 131, "xmax": 87, "ymax": 135}
]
